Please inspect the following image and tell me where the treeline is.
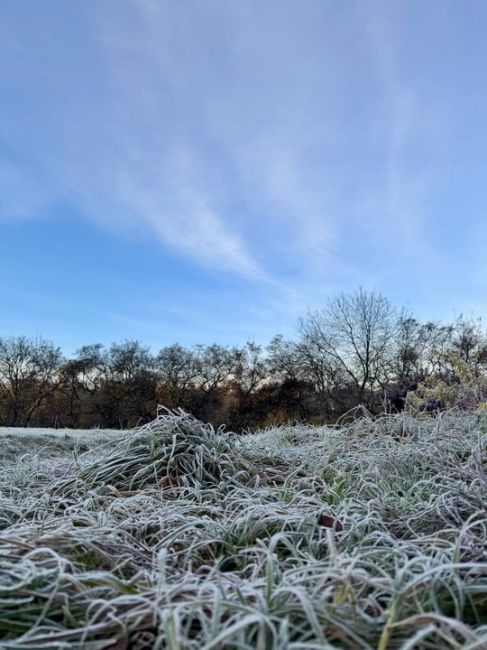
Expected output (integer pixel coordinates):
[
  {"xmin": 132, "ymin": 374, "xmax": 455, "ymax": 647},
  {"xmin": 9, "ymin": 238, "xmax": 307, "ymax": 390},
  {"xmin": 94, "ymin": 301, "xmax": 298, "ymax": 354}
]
[{"xmin": 2, "ymin": 289, "xmax": 487, "ymax": 430}]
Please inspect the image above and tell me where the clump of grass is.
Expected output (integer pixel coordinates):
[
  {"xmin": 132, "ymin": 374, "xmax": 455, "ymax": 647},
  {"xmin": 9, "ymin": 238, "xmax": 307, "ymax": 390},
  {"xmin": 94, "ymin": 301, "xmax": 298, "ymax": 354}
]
[{"xmin": 59, "ymin": 410, "xmax": 263, "ymax": 494}]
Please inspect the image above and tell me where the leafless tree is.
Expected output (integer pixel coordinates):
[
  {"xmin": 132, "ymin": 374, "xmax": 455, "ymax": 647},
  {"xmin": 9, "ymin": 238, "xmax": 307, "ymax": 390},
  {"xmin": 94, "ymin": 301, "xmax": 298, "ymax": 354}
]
[
  {"xmin": 267, "ymin": 335, "xmax": 311, "ymax": 419},
  {"xmin": 74, "ymin": 343, "xmax": 109, "ymax": 393},
  {"xmin": 156, "ymin": 344, "xmax": 198, "ymax": 393},
  {"xmin": 451, "ymin": 316, "xmax": 487, "ymax": 373},
  {"xmin": 233, "ymin": 342, "xmax": 267, "ymax": 396},
  {"xmin": 299, "ymin": 289, "xmax": 397, "ymax": 404},
  {"xmin": 0, "ymin": 336, "xmax": 63, "ymax": 426},
  {"xmin": 194, "ymin": 344, "xmax": 237, "ymax": 396},
  {"xmin": 394, "ymin": 313, "xmax": 429, "ymax": 382},
  {"xmin": 267, "ymin": 335, "xmax": 305, "ymax": 384},
  {"xmin": 108, "ymin": 340, "xmax": 154, "ymax": 382},
  {"xmin": 296, "ymin": 335, "xmax": 343, "ymax": 414}
]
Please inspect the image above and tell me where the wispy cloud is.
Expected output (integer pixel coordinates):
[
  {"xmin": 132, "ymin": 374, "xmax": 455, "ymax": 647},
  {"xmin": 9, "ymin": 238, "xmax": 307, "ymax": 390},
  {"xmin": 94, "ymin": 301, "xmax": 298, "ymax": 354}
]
[
  {"xmin": 0, "ymin": 0, "xmax": 382, "ymax": 286},
  {"xmin": 1, "ymin": 0, "xmax": 478, "ymax": 329},
  {"xmin": 106, "ymin": 143, "xmax": 265, "ymax": 279},
  {"xmin": 89, "ymin": 0, "xmax": 342, "ymax": 282},
  {"xmin": 356, "ymin": 0, "xmax": 453, "ymax": 261},
  {"xmin": 0, "ymin": 1, "xmax": 267, "ymax": 279}
]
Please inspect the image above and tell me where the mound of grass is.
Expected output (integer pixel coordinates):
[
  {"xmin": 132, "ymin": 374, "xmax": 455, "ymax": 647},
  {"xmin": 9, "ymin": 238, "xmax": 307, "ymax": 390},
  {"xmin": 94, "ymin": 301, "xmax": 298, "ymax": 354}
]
[{"xmin": 59, "ymin": 410, "xmax": 267, "ymax": 494}]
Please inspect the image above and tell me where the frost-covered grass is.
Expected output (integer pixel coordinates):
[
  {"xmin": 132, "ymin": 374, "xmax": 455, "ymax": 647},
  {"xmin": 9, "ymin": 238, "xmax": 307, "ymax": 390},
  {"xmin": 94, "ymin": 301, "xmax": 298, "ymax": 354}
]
[
  {"xmin": 0, "ymin": 409, "xmax": 486, "ymax": 649},
  {"xmin": 0, "ymin": 427, "xmax": 122, "ymax": 463}
]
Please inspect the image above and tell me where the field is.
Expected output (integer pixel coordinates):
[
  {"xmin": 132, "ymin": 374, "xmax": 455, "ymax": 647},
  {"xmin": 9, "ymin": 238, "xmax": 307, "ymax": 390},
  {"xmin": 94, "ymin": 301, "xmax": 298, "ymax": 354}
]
[{"xmin": 0, "ymin": 410, "xmax": 486, "ymax": 649}]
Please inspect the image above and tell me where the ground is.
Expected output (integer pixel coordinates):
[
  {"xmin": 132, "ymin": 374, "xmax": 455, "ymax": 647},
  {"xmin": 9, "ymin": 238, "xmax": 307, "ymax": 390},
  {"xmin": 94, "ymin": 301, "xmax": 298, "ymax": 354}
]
[{"xmin": 0, "ymin": 410, "xmax": 486, "ymax": 649}]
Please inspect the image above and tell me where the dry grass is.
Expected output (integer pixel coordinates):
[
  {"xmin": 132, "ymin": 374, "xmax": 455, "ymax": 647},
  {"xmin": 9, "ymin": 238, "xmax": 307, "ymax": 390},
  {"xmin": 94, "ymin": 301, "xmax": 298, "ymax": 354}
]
[{"xmin": 0, "ymin": 408, "xmax": 486, "ymax": 649}]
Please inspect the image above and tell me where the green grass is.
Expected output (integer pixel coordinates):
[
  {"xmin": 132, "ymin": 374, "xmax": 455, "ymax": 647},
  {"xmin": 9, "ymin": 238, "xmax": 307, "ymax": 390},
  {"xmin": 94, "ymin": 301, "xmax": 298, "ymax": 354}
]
[{"xmin": 0, "ymin": 409, "xmax": 486, "ymax": 648}]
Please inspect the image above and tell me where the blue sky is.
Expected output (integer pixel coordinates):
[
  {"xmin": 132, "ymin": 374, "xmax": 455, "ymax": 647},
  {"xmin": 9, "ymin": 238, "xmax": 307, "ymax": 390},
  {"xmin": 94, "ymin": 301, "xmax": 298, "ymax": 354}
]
[{"xmin": 1, "ymin": 0, "xmax": 486, "ymax": 353}]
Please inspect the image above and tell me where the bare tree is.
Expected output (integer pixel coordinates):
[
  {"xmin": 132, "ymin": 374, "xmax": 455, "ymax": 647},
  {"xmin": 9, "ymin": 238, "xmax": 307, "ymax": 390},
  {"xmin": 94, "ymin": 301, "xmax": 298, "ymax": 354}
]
[
  {"xmin": 299, "ymin": 289, "xmax": 397, "ymax": 405},
  {"xmin": 267, "ymin": 335, "xmax": 310, "ymax": 419},
  {"xmin": 267, "ymin": 336, "xmax": 304, "ymax": 384},
  {"xmin": 394, "ymin": 313, "xmax": 429, "ymax": 382},
  {"xmin": 296, "ymin": 335, "xmax": 343, "ymax": 415},
  {"xmin": 156, "ymin": 345, "xmax": 197, "ymax": 391},
  {"xmin": 451, "ymin": 316, "xmax": 487, "ymax": 374},
  {"xmin": 54, "ymin": 344, "xmax": 109, "ymax": 427},
  {"xmin": 225, "ymin": 342, "xmax": 268, "ymax": 430},
  {"xmin": 233, "ymin": 342, "xmax": 267, "ymax": 396},
  {"xmin": 74, "ymin": 343, "xmax": 109, "ymax": 393},
  {"xmin": 108, "ymin": 340, "xmax": 154, "ymax": 382},
  {"xmin": 102, "ymin": 341, "xmax": 157, "ymax": 427},
  {"xmin": 155, "ymin": 344, "xmax": 198, "ymax": 408},
  {"xmin": 0, "ymin": 336, "xmax": 63, "ymax": 426},
  {"xmin": 194, "ymin": 344, "xmax": 237, "ymax": 395},
  {"xmin": 193, "ymin": 344, "xmax": 237, "ymax": 420},
  {"xmin": 421, "ymin": 322, "xmax": 456, "ymax": 378}
]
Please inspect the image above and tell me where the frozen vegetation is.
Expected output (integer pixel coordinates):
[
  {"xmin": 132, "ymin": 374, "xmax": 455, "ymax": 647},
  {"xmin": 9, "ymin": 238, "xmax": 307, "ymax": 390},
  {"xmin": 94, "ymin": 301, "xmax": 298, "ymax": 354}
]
[{"xmin": 0, "ymin": 409, "xmax": 486, "ymax": 648}]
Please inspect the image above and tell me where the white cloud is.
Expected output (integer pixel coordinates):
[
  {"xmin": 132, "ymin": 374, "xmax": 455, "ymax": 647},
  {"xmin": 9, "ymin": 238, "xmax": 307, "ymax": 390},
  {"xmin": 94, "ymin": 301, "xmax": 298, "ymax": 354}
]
[
  {"xmin": 89, "ymin": 0, "xmax": 347, "ymax": 279},
  {"xmin": 115, "ymin": 145, "xmax": 265, "ymax": 279},
  {"xmin": 0, "ymin": 0, "xmax": 266, "ymax": 280},
  {"xmin": 0, "ymin": 0, "xmax": 456, "ymax": 303}
]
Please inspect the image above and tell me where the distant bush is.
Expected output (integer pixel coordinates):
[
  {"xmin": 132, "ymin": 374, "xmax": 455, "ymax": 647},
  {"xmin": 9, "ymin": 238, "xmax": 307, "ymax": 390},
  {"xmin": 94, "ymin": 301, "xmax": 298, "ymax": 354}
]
[{"xmin": 407, "ymin": 352, "xmax": 487, "ymax": 412}]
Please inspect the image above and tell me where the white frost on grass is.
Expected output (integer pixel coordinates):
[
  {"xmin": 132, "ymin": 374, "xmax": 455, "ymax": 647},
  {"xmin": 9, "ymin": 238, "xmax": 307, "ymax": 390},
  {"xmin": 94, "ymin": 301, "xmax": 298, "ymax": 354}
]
[
  {"xmin": 0, "ymin": 409, "xmax": 486, "ymax": 649},
  {"xmin": 0, "ymin": 425, "xmax": 124, "ymax": 439}
]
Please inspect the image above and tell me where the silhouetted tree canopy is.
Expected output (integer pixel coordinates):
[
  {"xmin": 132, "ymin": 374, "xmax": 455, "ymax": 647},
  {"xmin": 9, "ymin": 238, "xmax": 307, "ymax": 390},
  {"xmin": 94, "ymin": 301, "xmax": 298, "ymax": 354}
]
[{"xmin": 1, "ymin": 290, "xmax": 486, "ymax": 429}]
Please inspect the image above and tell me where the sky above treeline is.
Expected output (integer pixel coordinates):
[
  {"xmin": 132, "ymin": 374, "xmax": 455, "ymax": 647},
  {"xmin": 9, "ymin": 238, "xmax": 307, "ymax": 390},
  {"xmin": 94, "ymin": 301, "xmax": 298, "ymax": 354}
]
[{"xmin": 1, "ymin": 0, "xmax": 486, "ymax": 353}]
